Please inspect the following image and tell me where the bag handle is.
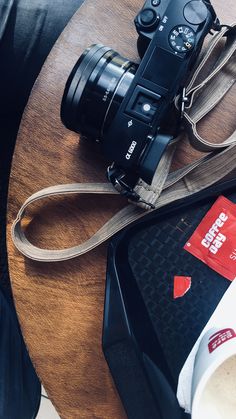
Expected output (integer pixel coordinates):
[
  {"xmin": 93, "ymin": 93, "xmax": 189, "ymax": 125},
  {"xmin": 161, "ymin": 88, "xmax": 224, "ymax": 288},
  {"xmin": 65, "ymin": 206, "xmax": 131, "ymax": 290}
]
[{"xmin": 11, "ymin": 24, "xmax": 236, "ymax": 262}]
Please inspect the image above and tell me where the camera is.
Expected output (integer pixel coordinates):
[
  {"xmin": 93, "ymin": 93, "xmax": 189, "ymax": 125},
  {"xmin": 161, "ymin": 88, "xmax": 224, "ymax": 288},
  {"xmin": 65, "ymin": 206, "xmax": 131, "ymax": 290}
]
[{"xmin": 61, "ymin": 0, "xmax": 217, "ymax": 199}]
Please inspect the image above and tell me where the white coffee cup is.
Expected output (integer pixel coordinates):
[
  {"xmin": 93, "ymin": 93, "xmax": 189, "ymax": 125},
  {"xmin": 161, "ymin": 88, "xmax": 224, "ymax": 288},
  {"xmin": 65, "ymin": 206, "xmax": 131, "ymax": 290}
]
[{"xmin": 191, "ymin": 326, "xmax": 236, "ymax": 419}]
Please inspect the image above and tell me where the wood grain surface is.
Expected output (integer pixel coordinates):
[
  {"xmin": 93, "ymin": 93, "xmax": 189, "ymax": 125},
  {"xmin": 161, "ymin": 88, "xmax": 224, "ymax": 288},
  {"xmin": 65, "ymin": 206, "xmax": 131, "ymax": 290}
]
[{"xmin": 6, "ymin": 0, "xmax": 236, "ymax": 418}]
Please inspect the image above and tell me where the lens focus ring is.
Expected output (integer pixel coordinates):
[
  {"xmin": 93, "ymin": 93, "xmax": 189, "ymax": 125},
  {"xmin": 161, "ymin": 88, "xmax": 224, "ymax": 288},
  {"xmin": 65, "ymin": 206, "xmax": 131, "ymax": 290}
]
[{"xmin": 61, "ymin": 44, "xmax": 137, "ymax": 142}]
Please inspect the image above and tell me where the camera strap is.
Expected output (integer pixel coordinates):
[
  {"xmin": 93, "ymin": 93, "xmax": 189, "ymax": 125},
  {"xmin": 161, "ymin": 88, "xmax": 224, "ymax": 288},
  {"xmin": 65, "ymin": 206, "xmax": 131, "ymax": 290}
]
[{"xmin": 11, "ymin": 23, "xmax": 236, "ymax": 262}]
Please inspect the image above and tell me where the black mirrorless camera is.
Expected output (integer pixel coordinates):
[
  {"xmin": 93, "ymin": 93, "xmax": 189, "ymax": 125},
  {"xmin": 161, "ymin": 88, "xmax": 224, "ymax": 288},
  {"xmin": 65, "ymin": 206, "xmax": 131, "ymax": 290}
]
[{"xmin": 61, "ymin": 0, "xmax": 218, "ymax": 199}]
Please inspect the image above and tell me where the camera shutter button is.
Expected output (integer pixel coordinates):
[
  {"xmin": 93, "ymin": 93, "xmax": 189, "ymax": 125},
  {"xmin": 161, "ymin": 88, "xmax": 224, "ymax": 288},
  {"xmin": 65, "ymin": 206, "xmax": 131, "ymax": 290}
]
[
  {"xmin": 151, "ymin": 0, "xmax": 161, "ymax": 6},
  {"xmin": 139, "ymin": 8, "xmax": 159, "ymax": 27},
  {"xmin": 184, "ymin": 1, "xmax": 208, "ymax": 25}
]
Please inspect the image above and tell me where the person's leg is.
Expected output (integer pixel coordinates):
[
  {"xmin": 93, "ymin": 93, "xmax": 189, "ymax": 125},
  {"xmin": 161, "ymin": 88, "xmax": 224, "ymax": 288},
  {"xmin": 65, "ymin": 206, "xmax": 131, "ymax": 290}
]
[
  {"xmin": 0, "ymin": 1, "xmax": 84, "ymax": 417},
  {"xmin": 0, "ymin": 0, "xmax": 85, "ymax": 300},
  {"xmin": 0, "ymin": 290, "xmax": 42, "ymax": 419}
]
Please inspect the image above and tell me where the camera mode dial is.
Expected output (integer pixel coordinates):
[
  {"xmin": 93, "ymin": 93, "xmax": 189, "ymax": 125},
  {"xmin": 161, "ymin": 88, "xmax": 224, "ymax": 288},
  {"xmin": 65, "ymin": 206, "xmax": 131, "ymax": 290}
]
[{"xmin": 169, "ymin": 25, "xmax": 196, "ymax": 53}]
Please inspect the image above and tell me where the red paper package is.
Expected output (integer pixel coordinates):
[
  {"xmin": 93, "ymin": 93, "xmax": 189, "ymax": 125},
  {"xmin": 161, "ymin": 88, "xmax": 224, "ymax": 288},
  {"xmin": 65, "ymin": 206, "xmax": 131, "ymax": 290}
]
[{"xmin": 184, "ymin": 196, "xmax": 236, "ymax": 281}]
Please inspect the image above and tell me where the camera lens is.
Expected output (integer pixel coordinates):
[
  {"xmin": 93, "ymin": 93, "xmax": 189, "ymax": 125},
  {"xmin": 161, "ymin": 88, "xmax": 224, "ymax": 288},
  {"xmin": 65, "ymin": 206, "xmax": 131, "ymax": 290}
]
[{"xmin": 61, "ymin": 44, "xmax": 137, "ymax": 141}]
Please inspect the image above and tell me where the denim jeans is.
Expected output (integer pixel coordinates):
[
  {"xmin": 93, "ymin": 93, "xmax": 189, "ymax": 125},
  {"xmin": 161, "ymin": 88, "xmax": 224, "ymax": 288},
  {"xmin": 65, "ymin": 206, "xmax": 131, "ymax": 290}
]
[{"xmin": 0, "ymin": 1, "xmax": 84, "ymax": 417}]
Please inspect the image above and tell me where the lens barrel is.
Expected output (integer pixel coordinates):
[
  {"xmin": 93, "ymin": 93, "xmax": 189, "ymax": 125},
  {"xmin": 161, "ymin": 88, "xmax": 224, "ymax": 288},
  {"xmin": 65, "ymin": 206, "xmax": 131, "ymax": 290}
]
[{"xmin": 61, "ymin": 44, "xmax": 137, "ymax": 141}]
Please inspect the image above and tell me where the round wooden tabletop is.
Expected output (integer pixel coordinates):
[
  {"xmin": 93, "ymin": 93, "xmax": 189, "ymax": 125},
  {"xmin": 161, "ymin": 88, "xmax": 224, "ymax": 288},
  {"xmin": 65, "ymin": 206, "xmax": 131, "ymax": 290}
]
[{"xmin": 7, "ymin": 0, "xmax": 236, "ymax": 418}]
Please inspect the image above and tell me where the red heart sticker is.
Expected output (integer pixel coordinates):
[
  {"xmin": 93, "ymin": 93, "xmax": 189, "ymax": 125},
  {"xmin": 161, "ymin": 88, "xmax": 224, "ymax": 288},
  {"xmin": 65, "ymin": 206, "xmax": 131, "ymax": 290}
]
[
  {"xmin": 173, "ymin": 276, "xmax": 191, "ymax": 299},
  {"xmin": 184, "ymin": 196, "xmax": 236, "ymax": 281}
]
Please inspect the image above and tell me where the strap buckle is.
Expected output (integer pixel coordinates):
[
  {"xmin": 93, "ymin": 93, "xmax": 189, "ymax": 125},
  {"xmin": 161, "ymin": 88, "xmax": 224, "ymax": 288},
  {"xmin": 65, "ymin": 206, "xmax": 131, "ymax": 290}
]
[
  {"xmin": 180, "ymin": 87, "xmax": 190, "ymax": 118},
  {"xmin": 107, "ymin": 164, "xmax": 155, "ymax": 209}
]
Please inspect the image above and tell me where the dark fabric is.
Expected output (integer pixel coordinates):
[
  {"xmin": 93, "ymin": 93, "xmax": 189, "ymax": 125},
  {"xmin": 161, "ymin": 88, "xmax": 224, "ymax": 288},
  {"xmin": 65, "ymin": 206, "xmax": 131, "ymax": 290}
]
[
  {"xmin": 0, "ymin": 0, "xmax": 85, "ymax": 299},
  {"xmin": 0, "ymin": 1, "xmax": 84, "ymax": 417},
  {"xmin": 0, "ymin": 292, "xmax": 41, "ymax": 419}
]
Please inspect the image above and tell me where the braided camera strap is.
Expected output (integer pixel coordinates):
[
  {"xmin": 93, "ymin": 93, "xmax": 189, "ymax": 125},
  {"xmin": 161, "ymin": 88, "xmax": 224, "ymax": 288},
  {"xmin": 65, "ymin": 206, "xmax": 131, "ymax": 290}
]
[{"xmin": 12, "ymin": 23, "xmax": 236, "ymax": 262}]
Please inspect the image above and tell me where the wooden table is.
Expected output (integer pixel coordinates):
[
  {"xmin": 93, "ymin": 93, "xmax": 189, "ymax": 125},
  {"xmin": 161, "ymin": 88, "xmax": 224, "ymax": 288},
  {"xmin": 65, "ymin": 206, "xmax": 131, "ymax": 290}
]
[{"xmin": 7, "ymin": 0, "xmax": 236, "ymax": 418}]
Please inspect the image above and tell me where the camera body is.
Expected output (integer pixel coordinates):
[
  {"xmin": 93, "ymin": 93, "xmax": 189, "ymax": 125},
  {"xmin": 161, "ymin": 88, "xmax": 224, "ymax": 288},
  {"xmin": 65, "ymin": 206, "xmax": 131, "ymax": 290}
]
[{"xmin": 61, "ymin": 0, "xmax": 217, "ymax": 191}]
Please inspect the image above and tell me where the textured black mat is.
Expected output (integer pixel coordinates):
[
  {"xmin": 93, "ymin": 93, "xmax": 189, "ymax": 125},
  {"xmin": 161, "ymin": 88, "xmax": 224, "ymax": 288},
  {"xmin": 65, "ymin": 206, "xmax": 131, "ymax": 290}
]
[
  {"xmin": 127, "ymin": 190, "xmax": 233, "ymax": 383},
  {"xmin": 105, "ymin": 182, "xmax": 236, "ymax": 419},
  {"xmin": 112, "ymin": 185, "xmax": 236, "ymax": 388}
]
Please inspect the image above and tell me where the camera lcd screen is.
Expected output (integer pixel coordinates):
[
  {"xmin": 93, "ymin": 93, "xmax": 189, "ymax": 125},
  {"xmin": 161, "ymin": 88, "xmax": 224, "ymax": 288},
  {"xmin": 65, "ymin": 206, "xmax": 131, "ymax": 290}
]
[{"xmin": 142, "ymin": 47, "xmax": 183, "ymax": 90}]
